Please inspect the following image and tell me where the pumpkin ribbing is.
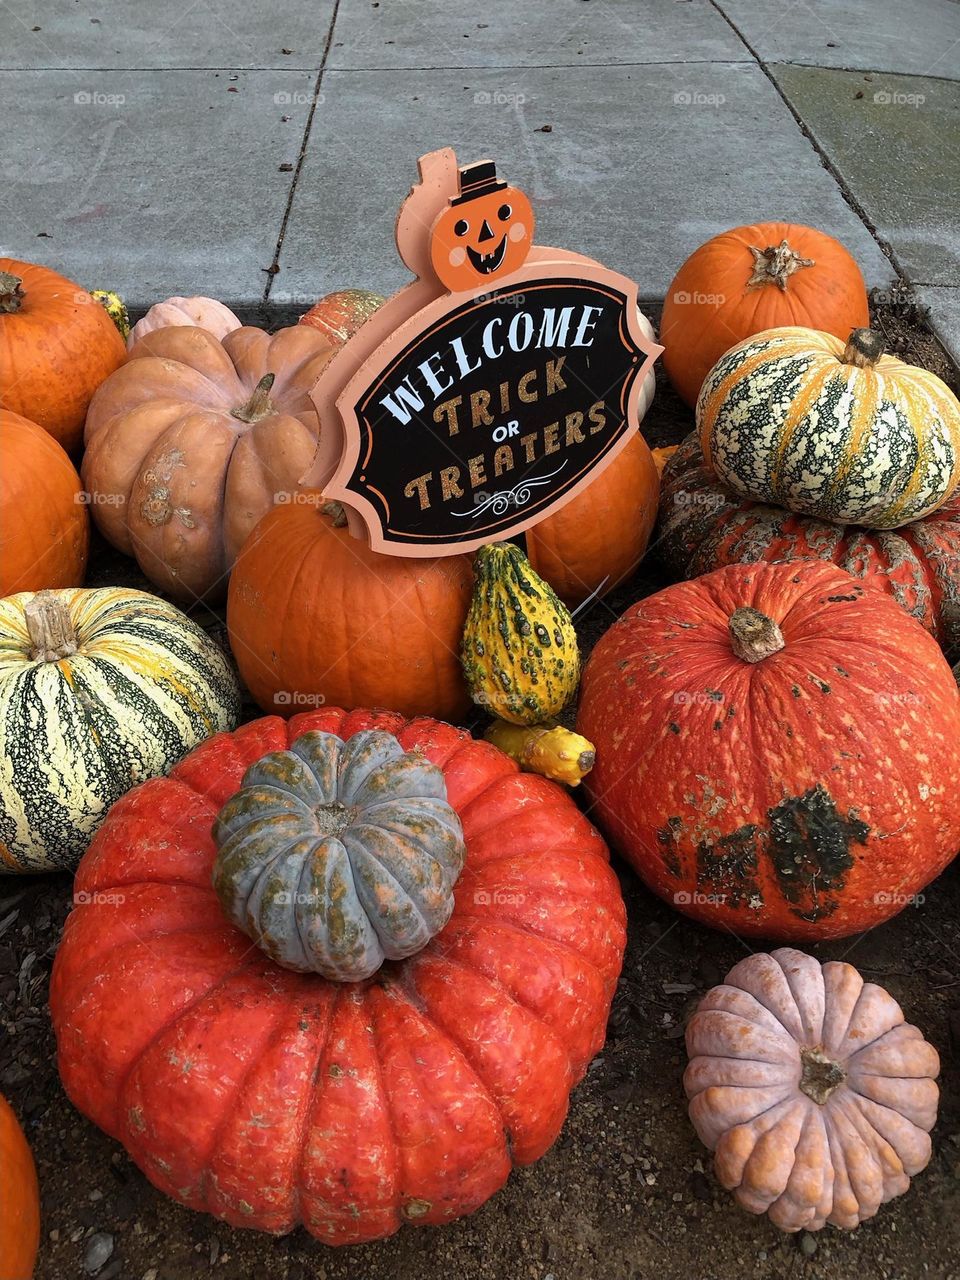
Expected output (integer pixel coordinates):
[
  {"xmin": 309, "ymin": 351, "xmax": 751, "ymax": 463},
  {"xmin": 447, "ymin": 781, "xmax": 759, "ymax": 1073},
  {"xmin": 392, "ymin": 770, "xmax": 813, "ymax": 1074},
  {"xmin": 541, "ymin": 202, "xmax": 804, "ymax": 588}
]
[
  {"xmin": 698, "ymin": 325, "xmax": 960, "ymax": 528},
  {"xmin": 657, "ymin": 434, "xmax": 960, "ymax": 651},
  {"xmin": 0, "ymin": 587, "xmax": 241, "ymax": 872},
  {"xmin": 212, "ymin": 728, "xmax": 465, "ymax": 980}
]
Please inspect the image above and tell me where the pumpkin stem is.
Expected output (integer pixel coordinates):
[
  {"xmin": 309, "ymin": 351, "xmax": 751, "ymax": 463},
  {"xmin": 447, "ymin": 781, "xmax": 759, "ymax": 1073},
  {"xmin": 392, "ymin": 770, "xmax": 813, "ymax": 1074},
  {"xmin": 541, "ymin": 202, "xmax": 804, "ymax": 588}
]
[
  {"xmin": 841, "ymin": 327, "xmax": 885, "ymax": 369},
  {"xmin": 0, "ymin": 270, "xmax": 25, "ymax": 313},
  {"xmin": 24, "ymin": 592, "xmax": 79, "ymax": 662},
  {"xmin": 799, "ymin": 1047, "xmax": 847, "ymax": 1105},
  {"xmin": 321, "ymin": 501, "xmax": 349, "ymax": 528},
  {"xmin": 728, "ymin": 607, "xmax": 785, "ymax": 664},
  {"xmin": 746, "ymin": 240, "xmax": 815, "ymax": 292},
  {"xmin": 232, "ymin": 372, "xmax": 276, "ymax": 423}
]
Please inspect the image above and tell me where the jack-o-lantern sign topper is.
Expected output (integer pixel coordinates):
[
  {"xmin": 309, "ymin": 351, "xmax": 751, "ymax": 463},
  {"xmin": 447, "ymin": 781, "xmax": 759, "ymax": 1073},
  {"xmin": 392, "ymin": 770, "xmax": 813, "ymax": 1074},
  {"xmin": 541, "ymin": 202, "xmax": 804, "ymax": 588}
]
[
  {"xmin": 305, "ymin": 147, "xmax": 663, "ymax": 557},
  {"xmin": 429, "ymin": 160, "xmax": 535, "ymax": 292}
]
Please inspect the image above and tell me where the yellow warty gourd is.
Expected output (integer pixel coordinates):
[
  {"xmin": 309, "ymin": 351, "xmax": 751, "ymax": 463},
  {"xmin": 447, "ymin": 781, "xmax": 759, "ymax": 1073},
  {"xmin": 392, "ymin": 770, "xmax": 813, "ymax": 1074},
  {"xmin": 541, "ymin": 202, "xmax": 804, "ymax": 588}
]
[{"xmin": 461, "ymin": 542, "xmax": 580, "ymax": 725}]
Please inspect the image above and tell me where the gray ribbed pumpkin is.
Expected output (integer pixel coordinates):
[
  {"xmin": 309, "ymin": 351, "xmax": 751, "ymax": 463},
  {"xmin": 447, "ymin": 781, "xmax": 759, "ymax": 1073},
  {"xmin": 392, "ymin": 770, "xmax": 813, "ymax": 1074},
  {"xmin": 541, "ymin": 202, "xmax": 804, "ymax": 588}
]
[{"xmin": 212, "ymin": 729, "xmax": 465, "ymax": 981}]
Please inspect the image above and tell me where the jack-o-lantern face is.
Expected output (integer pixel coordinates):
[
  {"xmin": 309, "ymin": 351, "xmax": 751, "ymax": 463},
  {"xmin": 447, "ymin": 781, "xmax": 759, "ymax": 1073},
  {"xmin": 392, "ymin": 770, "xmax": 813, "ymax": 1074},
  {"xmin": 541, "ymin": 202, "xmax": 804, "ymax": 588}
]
[{"xmin": 430, "ymin": 160, "xmax": 535, "ymax": 293}]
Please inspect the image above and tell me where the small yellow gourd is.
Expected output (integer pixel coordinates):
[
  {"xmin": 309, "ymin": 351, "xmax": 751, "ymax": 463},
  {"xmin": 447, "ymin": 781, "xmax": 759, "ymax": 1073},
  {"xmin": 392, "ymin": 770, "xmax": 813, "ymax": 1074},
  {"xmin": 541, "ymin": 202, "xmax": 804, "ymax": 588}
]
[
  {"xmin": 462, "ymin": 542, "xmax": 580, "ymax": 724},
  {"xmin": 91, "ymin": 290, "xmax": 130, "ymax": 340},
  {"xmin": 484, "ymin": 720, "xmax": 596, "ymax": 786}
]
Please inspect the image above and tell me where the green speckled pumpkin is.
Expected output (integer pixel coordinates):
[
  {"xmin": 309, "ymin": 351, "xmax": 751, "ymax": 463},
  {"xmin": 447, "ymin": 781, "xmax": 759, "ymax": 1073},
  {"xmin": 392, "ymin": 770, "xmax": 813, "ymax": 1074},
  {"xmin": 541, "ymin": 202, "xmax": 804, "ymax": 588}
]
[
  {"xmin": 699, "ymin": 326, "xmax": 960, "ymax": 529},
  {"xmin": 462, "ymin": 542, "xmax": 580, "ymax": 725},
  {"xmin": 212, "ymin": 729, "xmax": 465, "ymax": 981},
  {"xmin": 0, "ymin": 588, "xmax": 240, "ymax": 873}
]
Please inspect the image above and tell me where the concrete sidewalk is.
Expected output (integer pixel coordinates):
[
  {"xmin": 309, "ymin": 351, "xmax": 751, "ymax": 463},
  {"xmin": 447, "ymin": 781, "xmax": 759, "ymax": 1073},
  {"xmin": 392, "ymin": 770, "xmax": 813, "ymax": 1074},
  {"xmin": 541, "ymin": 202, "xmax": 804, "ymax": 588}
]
[{"xmin": 1, "ymin": 0, "xmax": 957, "ymax": 357}]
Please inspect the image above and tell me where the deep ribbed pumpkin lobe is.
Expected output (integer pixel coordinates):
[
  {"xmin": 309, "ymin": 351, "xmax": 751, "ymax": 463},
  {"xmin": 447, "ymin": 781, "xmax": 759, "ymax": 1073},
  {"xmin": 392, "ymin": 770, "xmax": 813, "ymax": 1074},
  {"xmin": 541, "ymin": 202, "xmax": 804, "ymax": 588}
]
[{"xmin": 212, "ymin": 729, "xmax": 465, "ymax": 980}]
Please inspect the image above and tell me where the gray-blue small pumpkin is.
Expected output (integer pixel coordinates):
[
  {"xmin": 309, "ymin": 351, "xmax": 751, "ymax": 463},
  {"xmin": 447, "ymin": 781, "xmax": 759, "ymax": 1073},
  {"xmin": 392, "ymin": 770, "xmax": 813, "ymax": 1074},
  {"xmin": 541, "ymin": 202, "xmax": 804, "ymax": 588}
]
[{"xmin": 212, "ymin": 729, "xmax": 465, "ymax": 981}]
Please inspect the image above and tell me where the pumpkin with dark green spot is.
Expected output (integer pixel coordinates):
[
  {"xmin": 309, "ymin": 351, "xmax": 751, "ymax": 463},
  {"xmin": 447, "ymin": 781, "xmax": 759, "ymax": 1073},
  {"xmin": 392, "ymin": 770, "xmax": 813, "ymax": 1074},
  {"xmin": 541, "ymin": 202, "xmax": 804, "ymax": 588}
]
[
  {"xmin": 462, "ymin": 542, "xmax": 580, "ymax": 724},
  {"xmin": 212, "ymin": 728, "xmax": 465, "ymax": 980},
  {"xmin": 577, "ymin": 559, "xmax": 960, "ymax": 940}
]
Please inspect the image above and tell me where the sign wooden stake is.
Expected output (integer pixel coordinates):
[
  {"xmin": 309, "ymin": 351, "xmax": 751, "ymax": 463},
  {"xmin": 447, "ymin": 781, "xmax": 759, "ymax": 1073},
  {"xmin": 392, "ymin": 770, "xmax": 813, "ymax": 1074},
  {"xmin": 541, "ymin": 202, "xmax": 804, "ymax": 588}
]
[{"xmin": 304, "ymin": 148, "xmax": 662, "ymax": 556}]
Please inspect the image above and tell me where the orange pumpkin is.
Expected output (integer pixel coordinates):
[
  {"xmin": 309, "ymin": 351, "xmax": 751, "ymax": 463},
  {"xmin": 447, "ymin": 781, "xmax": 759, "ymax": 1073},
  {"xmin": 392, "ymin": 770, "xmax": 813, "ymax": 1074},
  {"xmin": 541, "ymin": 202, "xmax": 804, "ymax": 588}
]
[
  {"xmin": 660, "ymin": 223, "xmax": 869, "ymax": 408},
  {"xmin": 0, "ymin": 1094, "xmax": 40, "ymax": 1280},
  {"xmin": 0, "ymin": 258, "xmax": 126, "ymax": 453},
  {"xmin": 0, "ymin": 409, "xmax": 89, "ymax": 595},
  {"xmin": 430, "ymin": 161, "xmax": 535, "ymax": 293},
  {"xmin": 82, "ymin": 324, "xmax": 336, "ymax": 602},
  {"xmin": 525, "ymin": 432, "xmax": 660, "ymax": 608},
  {"xmin": 228, "ymin": 500, "xmax": 473, "ymax": 721}
]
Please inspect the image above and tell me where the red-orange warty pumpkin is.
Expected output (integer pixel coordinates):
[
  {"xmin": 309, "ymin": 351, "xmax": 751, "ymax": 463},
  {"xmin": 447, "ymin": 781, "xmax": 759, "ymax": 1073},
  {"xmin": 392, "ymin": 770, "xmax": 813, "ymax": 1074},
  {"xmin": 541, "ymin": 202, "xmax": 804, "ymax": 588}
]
[
  {"xmin": 658, "ymin": 434, "xmax": 960, "ymax": 653},
  {"xmin": 660, "ymin": 223, "xmax": 869, "ymax": 409},
  {"xmin": 0, "ymin": 409, "xmax": 89, "ymax": 596},
  {"xmin": 50, "ymin": 708, "xmax": 625, "ymax": 1244},
  {"xmin": 577, "ymin": 560, "xmax": 960, "ymax": 941},
  {"xmin": 0, "ymin": 258, "xmax": 126, "ymax": 453}
]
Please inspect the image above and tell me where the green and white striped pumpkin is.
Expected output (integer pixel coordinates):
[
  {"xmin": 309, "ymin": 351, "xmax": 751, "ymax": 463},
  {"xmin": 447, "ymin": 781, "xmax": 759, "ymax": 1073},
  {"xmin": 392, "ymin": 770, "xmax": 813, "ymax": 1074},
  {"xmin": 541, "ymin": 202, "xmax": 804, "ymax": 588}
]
[
  {"xmin": 698, "ymin": 326, "xmax": 960, "ymax": 529},
  {"xmin": 0, "ymin": 587, "xmax": 240, "ymax": 873}
]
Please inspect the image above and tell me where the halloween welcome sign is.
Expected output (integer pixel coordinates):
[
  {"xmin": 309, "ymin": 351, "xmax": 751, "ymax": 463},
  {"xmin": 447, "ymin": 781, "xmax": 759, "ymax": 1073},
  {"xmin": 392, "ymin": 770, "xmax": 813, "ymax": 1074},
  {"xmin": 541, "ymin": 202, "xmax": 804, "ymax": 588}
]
[{"xmin": 305, "ymin": 148, "xmax": 662, "ymax": 555}]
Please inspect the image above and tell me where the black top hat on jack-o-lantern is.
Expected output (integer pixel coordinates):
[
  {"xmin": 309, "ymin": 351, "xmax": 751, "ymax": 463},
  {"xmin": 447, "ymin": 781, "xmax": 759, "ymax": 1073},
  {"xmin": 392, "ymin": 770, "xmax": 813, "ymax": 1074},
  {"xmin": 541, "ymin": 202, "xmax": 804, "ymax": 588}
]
[{"xmin": 451, "ymin": 160, "xmax": 509, "ymax": 206}]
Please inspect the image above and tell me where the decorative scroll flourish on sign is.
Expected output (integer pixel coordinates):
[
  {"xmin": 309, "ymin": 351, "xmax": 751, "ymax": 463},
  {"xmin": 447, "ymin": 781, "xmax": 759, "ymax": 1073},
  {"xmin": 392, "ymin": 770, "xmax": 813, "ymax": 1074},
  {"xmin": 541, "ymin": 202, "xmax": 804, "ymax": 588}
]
[{"xmin": 304, "ymin": 148, "xmax": 662, "ymax": 557}]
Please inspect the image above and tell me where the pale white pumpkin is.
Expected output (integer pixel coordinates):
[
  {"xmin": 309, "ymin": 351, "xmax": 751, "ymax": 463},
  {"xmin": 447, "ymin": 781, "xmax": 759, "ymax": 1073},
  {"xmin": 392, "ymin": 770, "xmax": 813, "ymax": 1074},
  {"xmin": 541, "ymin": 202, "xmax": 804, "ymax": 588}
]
[
  {"xmin": 685, "ymin": 947, "xmax": 939, "ymax": 1231},
  {"xmin": 127, "ymin": 295, "xmax": 242, "ymax": 350},
  {"xmin": 0, "ymin": 588, "xmax": 240, "ymax": 872},
  {"xmin": 698, "ymin": 326, "xmax": 960, "ymax": 528}
]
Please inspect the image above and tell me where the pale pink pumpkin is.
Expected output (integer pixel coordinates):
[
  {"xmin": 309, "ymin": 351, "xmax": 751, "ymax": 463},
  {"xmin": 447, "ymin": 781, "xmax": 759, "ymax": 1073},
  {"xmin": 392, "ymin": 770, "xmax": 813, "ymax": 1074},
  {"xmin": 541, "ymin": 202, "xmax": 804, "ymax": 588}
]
[
  {"xmin": 685, "ymin": 948, "xmax": 939, "ymax": 1231},
  {"xmin": 127, "ymin": 296, "xmax": 242, "ymax": 350}
]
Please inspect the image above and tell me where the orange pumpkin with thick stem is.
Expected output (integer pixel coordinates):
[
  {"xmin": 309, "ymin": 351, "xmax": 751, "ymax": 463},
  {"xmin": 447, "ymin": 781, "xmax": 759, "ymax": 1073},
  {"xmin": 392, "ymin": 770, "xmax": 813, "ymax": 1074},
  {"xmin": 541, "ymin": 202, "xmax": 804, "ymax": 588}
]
[
  {"xmin": 660, "ymin": 223, "xmax": 869, "ymax": 408},
  {"xmin": 0, "ymin": 409, "xmax": 89, "ymax": 596},
  {"xmin": 524, "ymin": 432, "xmax": 660, "ymax": 608},
  {"xmin": 0, "ymin": 1093, "xmax": 40, "ymax": 1280},
  {"xmin": 228, "ymin": 499, "xmax": 473, "ymax": 721},
  {"xmin": 0, "ymin": 258, "xmax": 126, "ymax": 453}
]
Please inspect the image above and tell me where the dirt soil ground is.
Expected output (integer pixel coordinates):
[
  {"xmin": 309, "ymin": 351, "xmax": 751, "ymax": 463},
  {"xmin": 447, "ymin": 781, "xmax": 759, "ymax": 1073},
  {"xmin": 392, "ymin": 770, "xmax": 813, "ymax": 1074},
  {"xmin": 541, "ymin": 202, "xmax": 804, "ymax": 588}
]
[{"xmin": 3, "ymin": 300, "xmax": 960, "ymax": 1280}]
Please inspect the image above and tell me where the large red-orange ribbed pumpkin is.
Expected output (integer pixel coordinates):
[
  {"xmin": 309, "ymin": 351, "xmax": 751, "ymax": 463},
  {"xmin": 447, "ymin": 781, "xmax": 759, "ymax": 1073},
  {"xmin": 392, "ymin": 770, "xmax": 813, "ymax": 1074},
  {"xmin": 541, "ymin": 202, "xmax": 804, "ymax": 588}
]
[
  {"xmin": 0, "ymin": 409, "xmax": 89, "ymax": 596},
  {"xmin": 0, "ymin": 1093, "xmax": 40, "ymax": 1280},
  {"xmin": 577, "ymin": 559, "xmax": 960, "ymax": 941},
  {"xmin": 228, "ymin": 500, "xmax": 473, "ymax": 721},
  {"xmin": 0, "ymin": 258, "xmax": 126, "ymax": 453},
  {"xmin": 657, "ymin": 434, "xmax": 960, "ymax": 653},
  {"xmin": 50, "ymin": 708, "xmax": 625, "ymax": 1244},
  {"xmin": 660, "ymin": 223, "xmax": 869, "ymax": 408}
]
